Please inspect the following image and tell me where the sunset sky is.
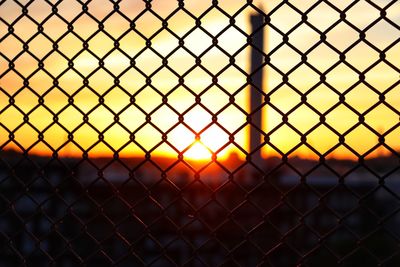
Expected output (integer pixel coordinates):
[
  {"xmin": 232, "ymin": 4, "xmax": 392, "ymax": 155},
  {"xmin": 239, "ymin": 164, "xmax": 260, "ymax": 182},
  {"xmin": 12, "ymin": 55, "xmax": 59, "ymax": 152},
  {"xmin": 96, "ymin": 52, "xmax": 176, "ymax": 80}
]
[{"xmin": 0, "ymin": 0, "xmax": 399, "ymax": 161}]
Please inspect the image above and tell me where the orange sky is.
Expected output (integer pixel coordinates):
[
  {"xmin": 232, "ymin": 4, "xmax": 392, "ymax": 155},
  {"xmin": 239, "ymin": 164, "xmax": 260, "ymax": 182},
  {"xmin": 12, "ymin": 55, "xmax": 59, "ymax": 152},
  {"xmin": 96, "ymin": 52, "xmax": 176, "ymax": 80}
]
[{"xmin": 1, "ymin": 0, "xmax": 399, "ymax": 161}]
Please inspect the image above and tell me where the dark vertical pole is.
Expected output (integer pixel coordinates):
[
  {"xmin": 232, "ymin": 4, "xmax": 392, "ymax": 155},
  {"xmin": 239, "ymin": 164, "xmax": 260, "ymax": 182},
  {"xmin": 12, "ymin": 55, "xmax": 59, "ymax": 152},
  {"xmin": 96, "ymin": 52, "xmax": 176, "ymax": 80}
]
[{"xmin": 250, "ymin": 14, "xmax": 264, "ymax": 168}]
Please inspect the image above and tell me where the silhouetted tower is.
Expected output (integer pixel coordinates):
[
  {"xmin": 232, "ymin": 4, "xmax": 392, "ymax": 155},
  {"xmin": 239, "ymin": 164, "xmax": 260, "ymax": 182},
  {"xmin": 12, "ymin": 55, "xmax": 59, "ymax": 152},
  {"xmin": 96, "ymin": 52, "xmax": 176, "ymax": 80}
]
[{"xmin": 249, "ymin": 14, "xmax": 264, "ymax": 168}]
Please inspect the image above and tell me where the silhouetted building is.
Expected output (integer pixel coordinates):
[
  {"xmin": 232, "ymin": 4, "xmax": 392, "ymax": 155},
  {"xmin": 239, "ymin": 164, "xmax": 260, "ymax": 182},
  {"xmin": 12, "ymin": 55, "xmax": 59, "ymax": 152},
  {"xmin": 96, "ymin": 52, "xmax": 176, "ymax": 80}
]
[
  {"xmin": 250, "ymin": 14, "xmax": 265, "ymax": 168},
  {"xmin": 3, "ymin": 151, "xmax": 397, "ymax": 266}
]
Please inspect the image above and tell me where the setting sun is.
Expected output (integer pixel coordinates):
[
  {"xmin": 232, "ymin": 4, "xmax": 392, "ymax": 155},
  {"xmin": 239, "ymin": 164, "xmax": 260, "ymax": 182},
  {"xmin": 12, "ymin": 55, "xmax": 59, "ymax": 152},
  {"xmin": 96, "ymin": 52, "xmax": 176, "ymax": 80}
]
[
  {"xmin": 167, "ymin": 114, "xmax": 231, "ymax": 161},
  {"xmin": 184, "ymin": 142, "xmax": 212, "ymax": 161}
]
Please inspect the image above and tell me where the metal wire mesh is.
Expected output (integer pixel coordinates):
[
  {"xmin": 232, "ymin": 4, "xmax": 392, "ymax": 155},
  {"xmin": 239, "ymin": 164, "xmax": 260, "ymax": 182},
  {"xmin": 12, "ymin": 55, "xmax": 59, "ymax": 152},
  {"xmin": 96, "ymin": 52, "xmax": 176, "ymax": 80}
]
[{"xmin": 1, "ymin": 0, "xmax": 400, "ymax": 266}]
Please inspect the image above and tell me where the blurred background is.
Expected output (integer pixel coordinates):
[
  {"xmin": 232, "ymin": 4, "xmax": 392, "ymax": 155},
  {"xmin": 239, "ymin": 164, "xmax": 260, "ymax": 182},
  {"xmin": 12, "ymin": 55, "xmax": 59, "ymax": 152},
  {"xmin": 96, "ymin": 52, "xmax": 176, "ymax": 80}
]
[{"xmin": 1, "ymin": 0, "xmax": 400, "ymax": 266}]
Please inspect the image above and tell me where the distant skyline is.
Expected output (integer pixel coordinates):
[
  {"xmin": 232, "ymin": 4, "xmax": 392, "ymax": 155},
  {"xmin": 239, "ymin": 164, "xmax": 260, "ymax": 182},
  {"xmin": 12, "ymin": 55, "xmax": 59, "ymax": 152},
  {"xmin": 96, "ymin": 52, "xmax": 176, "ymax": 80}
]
[{"xmin": 1, "ymin": 0, "xmax": 399, "ymax": 160}]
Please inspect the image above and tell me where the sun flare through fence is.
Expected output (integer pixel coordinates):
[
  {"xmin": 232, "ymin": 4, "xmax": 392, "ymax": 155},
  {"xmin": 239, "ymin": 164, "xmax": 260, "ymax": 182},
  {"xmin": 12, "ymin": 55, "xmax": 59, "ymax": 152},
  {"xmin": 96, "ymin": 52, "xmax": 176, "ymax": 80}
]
[{"xmin": 1, "ymin": 0, "xmax": 400, "ymax": 266}]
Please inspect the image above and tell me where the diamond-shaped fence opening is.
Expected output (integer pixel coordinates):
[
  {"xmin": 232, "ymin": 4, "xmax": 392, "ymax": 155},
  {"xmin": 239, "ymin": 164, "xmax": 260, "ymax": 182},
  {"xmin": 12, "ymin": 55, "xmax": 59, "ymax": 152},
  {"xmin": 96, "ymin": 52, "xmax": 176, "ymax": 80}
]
[{"xmin": 1, "ymin": 0, "xmax": 400, "ymax": 266}]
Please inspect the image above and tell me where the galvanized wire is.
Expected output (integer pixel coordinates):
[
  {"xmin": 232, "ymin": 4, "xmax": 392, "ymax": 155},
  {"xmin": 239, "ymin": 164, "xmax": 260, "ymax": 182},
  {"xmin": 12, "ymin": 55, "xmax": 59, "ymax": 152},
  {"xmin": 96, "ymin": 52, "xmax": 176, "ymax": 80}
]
[{"xmin": 1, "ymin": 0, "xmax": 400, "ymax": 266}]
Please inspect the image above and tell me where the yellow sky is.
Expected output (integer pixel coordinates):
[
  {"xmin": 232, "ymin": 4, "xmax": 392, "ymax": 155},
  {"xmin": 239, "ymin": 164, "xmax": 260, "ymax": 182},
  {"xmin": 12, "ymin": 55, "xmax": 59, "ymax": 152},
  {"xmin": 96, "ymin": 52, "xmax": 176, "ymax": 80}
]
[{"xmin": 1, "ymin": 0, "xmax": 399, "ymax": 161}]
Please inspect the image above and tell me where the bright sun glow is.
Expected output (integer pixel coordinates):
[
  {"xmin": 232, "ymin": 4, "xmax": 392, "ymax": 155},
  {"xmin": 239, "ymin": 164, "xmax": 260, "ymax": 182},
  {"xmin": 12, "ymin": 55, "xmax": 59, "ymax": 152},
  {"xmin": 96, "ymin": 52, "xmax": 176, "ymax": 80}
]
[
  {"xmin": 168, "ymin": 115, "xmax": 230, "ymax": 161},
  {"xmin": 184, "ymin": 142, "xmax": 212, "ymax": 161}
]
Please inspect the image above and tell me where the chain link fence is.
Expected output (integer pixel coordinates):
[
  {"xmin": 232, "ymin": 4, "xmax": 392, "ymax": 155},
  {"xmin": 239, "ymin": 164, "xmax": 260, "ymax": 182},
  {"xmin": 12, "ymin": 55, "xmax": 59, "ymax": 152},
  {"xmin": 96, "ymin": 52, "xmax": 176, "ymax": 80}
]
[{"xmin": 1, "ymin": 0, "xmax": 400, "ymax": 266}]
